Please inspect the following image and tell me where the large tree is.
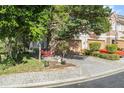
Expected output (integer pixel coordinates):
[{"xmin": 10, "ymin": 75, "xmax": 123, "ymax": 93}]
[
  {"xmin": 47, "ymin": 5, "xmax": 111, "ymax": 50},
  {"xmin": 46, "ymin": 6, "xmax": 70, "ymax": 50},
  {"xmin": 0, "ymin": 5, "xmax": 50, "ymax": 63},
  {"xmin": 67, "ymin": 5, "xmax": 111, "ymax": 35},
  {"xmin": 0, "ymin": 5, "xmax": 111, "ymax": 63}
]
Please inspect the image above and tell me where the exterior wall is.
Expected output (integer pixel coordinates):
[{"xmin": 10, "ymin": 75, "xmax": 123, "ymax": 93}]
[
  {"xmin": 88, "ymin": 39, "xmax": 106, "ymax": 49},
  {"xmin": 73, "ymin": 12, "xmax": 124, "ymax": 52},
  {"xmin": 117, "ymin": 40, "xmax": 124, "ymax": 48}
]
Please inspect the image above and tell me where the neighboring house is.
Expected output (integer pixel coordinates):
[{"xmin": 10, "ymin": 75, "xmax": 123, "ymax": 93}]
[{"xmin": 69, "ymin": 12, "xmax": 124, "ymax": 53}]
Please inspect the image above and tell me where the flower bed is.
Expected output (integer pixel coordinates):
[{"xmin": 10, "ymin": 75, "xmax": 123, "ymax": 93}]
[
  {"xmin": 99, "ymin": 49, "xmax": 124, "ymax": 56},
  {"xmin": 92, "ymin": 52, "xmax": 120, "ymax": 60},
  {"xmin": 99, "ymin": 49, "xmax": 108, "ymax": 53}
]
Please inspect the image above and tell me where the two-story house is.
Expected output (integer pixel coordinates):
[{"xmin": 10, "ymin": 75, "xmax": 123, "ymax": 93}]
[{"xmin": 69, "ymin": 12, "xmax": 124, "ymax": 53}]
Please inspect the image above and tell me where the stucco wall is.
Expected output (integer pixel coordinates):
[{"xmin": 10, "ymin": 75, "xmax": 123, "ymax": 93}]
[
  {"xmin": 88, "ymin": 39, "xmax": 106, "ymax": 49},
  {"xmin": 117, "ymin": 40, "xmax": 124, "ymax": 48}
]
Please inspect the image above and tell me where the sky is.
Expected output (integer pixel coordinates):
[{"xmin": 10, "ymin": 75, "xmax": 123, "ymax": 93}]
[{"xmin": 109, "ymin": 5, "xmax": 124, "ymax": 15}]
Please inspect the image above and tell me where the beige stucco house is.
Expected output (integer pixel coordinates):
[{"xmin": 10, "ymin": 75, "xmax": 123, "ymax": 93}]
[{"xmin": 69, "ymin": 12, "xmax": 124, "ymax": 53}]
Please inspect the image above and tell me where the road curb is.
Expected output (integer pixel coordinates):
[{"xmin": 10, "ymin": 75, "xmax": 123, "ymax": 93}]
[{"xmin": 1, "ymin": 66, "xmax": 124, "ymax": 88}]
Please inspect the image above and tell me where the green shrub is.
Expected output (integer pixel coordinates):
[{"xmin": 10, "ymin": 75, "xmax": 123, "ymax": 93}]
[
  {"xmin": 0, "ymin": 57, "xmax": 16, "ymax": 70},
  {"xmin": 92, "ymin": 52, "xmax": 120, "ymax": 60},
  {"xmin": 89, "ymin": 42, "xmax": 101, "ymax": 51},
  {"xmin": 84, "ymin": 49, "xmax": 92, "ymax": 55},
  {"xmin": 2, "ymin": 57, "xmax": 16, "ymax": 66},
  {"xmin": 92, "ymin": 51, "xmax": 100, "ymax": 57},
  {"xmin": 10, "ymin": 44, "xmax": 30, "ymax": 64},
  {"xmin": 0, "ymin": 64, "xmax": 9, "ymax": 70},
  {"xmin": 117, "ymin": 47, "xmax": 121, "ymax": 51},
  {"xmin": 106, "ymin": 44, "xmax": 118, "ymax": 54}
]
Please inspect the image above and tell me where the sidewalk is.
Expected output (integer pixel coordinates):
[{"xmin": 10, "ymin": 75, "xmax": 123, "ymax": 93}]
[{"xmin": 1, "ymin": 56, "xmax": 124, "ymax": 87}]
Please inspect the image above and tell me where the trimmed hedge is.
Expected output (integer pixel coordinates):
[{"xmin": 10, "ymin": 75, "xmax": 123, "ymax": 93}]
[
  {"xmin": 89, "ymin": 42, "xmax": 101, "ymax": 51},
  {"xmin": 106, "ymin": 44, "xmax": 118, "ymax": 54},
  {"xmin": 92, "ymin": 52, "xmax": 120, "ymax": 60}
]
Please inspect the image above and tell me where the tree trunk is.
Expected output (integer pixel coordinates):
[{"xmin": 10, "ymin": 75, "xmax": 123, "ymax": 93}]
[
  {"xmin": 6, "ymin": 38, "xmax": 13, "ymax": 57},
  {"xmin": 49, "ymin": 39, "xmax": 60, "ymax": 51}
]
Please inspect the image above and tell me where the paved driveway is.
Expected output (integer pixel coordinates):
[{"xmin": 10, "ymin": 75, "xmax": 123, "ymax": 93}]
[
  {"xmin": 0, "ymin": 56, "xmax": 124, "ymax": 87},
  {"xmin": 57, "ymin": 56, "xmax": 124, "ymax": 77}
]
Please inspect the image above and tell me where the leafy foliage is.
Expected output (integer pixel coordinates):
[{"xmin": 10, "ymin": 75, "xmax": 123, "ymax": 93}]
[
  {"xmin": 0, "ymin": 5, "xmax": 111, "ymax": 64},
  {"xmin": 84, "ymin": 49, "xmax": 93, "ymax": 55},
  {"xmin": 0, "ymin": 6, "xmax": 50, "ymax": 63},
  {"xmin": 92, "ymin": 52, "xmax": 120, "ymax": 60},
  {"xmin": 56, "ymin": 41, "xmax": 69, "ymax": 57},
  {"xmin": 106, "ymin": 44, "xmax": 118, "ymax": 54},
  {"xmin": 89, "ymin": 42, "xmax": 101, "ymax": 51},
  {"xmin": 0, "ymin": 58, "xmax": 44, "ymax": 75},
  {"xmin": 67, "ymin": 5, "xmax": 111, "ymax": 35},
  {"xmin": 47, "ymin": 5, "xmax": 111, "ymax": 50}
]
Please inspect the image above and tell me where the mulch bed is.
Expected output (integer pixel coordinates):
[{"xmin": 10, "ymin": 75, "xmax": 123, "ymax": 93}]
[{"xmin": 44, "ymin": 61, "xmax": 76, "ymax": 71}]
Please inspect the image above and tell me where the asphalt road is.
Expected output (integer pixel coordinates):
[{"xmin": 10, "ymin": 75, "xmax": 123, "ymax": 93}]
[{"xmin": 56, "ymin": 72, "xmax": 124, "ymax": 88}]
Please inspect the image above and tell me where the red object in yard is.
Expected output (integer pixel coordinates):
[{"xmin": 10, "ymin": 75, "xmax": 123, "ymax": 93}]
[
  {"xmin": 115, "ymin": 51, "xmax": 124, "ymax": 56},
  {"xmin": 99, "ymin": 49, "xmax": 108, "ymax": 53},
  {"xmin": 99, "ymin": 49, "xmax": 124, "ymax": 56},
  {"xmin": 41, "ymin": 49, "xmax": 54, "ymax": 57}
]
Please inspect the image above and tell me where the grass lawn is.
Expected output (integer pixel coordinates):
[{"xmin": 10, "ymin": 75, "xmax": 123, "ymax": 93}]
[{"xmin": 0, "ymin": 58, "xmax": 44, "ymax": 76}]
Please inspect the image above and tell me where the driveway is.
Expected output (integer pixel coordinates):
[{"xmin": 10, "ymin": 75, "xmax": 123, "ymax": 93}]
[
  {"xmin": 64, "ymin": 56, "xmax": 124, "ymax": 77},
  {"xmin": 0, "ymin": 56, "xmax": 124, "ymax": 87}
]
